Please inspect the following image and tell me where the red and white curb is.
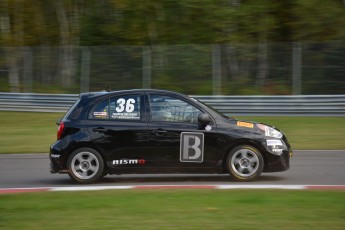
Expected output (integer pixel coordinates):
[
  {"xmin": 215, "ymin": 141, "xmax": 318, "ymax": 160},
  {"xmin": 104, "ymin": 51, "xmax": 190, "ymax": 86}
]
[{"xmin": 1, "ymin": 185, "xmax": 345, "ymax": 194}]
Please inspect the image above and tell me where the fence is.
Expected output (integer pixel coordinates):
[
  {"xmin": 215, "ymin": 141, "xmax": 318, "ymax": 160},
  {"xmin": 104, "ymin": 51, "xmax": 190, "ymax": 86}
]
[
  {"xmin": 0, "ymin": 41, "xmax": 344, "ymax": 95},
  {"xmin": 0, "ymin": 93, "xmax": 344, "ymax": 116}
]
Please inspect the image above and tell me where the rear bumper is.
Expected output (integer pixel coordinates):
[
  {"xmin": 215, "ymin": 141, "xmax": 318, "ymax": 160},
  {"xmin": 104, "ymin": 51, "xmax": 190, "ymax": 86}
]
[
  {"xmin": 50, "ymin": 158, "xmax": 69, "ymax": 174},
  {"xmin": 49, "ymin": 142, "xmax": 68, "ymax": 174},
  {"xmin": 50, "ymin": 162, "xmax": 59, "ymax": 173}
]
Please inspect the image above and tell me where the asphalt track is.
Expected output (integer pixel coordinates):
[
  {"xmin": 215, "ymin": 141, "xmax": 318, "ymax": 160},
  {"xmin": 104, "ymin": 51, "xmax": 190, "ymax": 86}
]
[{"xmin": 0, "ymin": 150, "xmax": 344, "ymax": 189}]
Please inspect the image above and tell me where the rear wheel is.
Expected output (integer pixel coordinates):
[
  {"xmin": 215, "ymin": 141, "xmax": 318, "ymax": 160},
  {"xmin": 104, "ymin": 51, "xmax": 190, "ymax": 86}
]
[
  {"xmin": 227, "ymin": 145, "xmax": 264, "ymax": 181},
  {"xmin": 67, "ymin": 148, "xmax": 104, "ymax": 183}
]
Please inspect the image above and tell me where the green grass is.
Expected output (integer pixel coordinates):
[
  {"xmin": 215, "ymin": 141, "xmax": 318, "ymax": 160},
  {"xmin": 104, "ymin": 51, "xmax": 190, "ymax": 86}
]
[
  {"xmin": 0, "ymin": 111, "xmax": 344, "ymax": 153},
  {"xmin": 0, "ymin": 112, "xmax": 64, "ymax": 153},
  {"xmin": 0, "ymin": 190, "xmax": 344, "ymax": 230}
]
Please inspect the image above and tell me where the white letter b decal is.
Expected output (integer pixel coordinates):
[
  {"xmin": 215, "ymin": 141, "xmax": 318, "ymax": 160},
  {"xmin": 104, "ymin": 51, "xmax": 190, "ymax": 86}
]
[
  {"xmin": 183, "ymin": 135, "xmax": 201, "ymax": 160},
  {"xmin": 180, "ymin": 132, "xmax": 204, "ymax": 163}
]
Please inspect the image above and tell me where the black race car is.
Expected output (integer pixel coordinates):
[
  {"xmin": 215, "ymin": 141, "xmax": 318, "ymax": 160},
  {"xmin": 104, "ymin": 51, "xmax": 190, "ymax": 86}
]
[{"xmin": 50, "ymin": 89, "xmax": 292, "ymax": 183}]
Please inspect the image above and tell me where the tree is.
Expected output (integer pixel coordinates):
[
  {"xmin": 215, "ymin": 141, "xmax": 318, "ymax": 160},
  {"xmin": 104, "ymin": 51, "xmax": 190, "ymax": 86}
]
[{"xmin": 0, "ymin": 0, "xmax": 23, "ymax": 92}]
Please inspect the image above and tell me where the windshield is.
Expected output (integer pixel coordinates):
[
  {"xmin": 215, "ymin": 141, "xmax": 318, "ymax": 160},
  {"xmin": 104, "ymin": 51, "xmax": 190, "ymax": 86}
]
[{"xmin": 191, "ymin": 97, "xmax": 230, "ymax": 119}]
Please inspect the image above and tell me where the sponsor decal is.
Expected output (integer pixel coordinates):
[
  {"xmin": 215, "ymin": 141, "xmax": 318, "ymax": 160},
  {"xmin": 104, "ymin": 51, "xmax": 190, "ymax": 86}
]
[
  {"xmin": 112, "ymin": 159, "xmax": 145, "ymax": 165},
  {"xmin": 93, "ymin": 111, "xmax": 108, "ymax": 118},
  {"xmin": 111, "ymin": 112, "xmax": 140, "ymax": 120},
  {"xmin": 237, "ymin": 121, "xmax": 254, "ymax": 128},
  {"xmin": 51, "ymin": 154, "xmax": 61, "ymax": 159},
  {"xmin": 205, "ymin": 125, "xmax": 212, "ymax": 131},
  {"xmin": 94, "ymin": 111, "xmax": 107, "ymax": 116},
  {"xmin": 267, "ymin": 139, "xmax": 283, "ymax": 146},
  {"xmin": 272, "ymin": 148, "xmax": 283, "ymax": 154},
  {"xmin": 180, "ymin": 132, "xmax": 204, "ymax": 163}
]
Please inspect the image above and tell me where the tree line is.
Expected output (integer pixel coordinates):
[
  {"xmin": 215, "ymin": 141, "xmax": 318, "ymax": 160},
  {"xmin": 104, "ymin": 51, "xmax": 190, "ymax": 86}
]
[{"xmin": 0, "ymin": 0, "xmax": 344, "ymax": 94}]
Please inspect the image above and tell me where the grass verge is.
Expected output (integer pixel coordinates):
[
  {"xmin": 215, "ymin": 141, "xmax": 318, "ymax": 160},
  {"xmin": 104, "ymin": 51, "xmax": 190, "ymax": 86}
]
[
  {"xmin": 0, "ymin": 190, "xmax": 344, "ymax": 230},
  {"xmin": 237, "ymin": 116, "xmax": 345, "ymax": 150},
  {"xmin": 0, "ymin": 111, "xmax": 63, "ymax": 153},
  {"xmin": 0, "ymin": 111, "xmax": 344, "ymax": 153}
]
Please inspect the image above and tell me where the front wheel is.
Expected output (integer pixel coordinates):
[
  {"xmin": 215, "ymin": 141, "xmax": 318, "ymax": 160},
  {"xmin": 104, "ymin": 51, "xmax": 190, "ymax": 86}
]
[
  {"xmin": 227, "ymin": 145, "xmax": 264, "ymax": 181},
  {"xmin": 67, "ymin": 148, "xmax": 104, "ymax": 183}
]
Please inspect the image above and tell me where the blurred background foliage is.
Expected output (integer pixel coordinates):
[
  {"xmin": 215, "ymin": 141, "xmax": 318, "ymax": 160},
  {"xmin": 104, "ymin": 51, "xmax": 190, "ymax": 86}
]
[{"xmin": 0, "ymin": 0, "xmax": 344, "ymax": 95}]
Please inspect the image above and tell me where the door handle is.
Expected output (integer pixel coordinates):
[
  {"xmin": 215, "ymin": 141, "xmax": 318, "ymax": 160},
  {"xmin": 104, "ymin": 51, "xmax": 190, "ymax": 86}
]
[
  {"xmin": 153, "ymin": 129, "xmax": 167, "ymax": 135},
  {"xmin": 92, "ymin": 127, "xmax": 108, "ymax": 133}
]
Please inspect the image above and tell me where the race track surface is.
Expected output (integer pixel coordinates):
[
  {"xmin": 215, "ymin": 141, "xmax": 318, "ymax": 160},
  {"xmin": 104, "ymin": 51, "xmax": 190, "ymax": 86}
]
[{"xmin": 0, "ymin": 150, "xmax": 344, "ymax": 189}]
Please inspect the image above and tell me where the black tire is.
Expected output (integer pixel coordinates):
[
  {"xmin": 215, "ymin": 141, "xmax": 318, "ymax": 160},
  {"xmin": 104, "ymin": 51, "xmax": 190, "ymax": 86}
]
[
  {"xmin": 101, "ymin": 168, "xmax": 109, "ymax": 178},
  {"xmin": 67, "ymin": 147, "xmax": 104, "ymax": 184},
  {"xmin": 226, "ymin": 145, "xmax": 264, "ymax": 181}
]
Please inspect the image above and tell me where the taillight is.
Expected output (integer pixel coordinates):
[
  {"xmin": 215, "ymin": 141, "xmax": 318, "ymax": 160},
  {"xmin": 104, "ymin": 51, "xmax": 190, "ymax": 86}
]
[{"xmin": 57, "ymin": 122, "xmax": 65, "ymax": 140}]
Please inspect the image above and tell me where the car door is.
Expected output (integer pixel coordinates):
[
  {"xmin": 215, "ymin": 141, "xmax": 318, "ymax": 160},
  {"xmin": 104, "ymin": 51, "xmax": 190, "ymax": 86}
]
[
  {"xmin": 86, "ymin": 93, "xmax": 149, "ymax": 170},
  {"xmin": 146, "ymin": 93, "xmax": 221, "ymax": 172}
]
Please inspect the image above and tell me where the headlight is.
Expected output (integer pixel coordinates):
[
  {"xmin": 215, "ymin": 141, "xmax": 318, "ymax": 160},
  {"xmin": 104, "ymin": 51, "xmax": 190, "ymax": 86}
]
[{"xmin": 257, "ymin": 124, "xmax": 283, "ymax": 139}]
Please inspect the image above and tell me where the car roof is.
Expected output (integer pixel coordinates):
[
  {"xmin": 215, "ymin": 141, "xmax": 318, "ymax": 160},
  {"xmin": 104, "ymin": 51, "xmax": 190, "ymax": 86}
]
[
  {"xmin": 81, "ymin": 89, "xmax": 189, "ymax": 99},
  {"xmin": 75, "ymin": 89, "xmax": 226, "ymax": 121}
]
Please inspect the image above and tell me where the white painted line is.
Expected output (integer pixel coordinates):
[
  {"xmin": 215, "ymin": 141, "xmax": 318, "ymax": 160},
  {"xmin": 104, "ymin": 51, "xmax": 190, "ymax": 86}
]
[
  {"xmin": 216, "ymin": 185, "xmax": 305, "ymax": 190},
  {"xmin": 1, "ymin": 185, "xmax": 345, "ymax": 194},
  {"xmin": 134, "ymin": 185, "xmax": 216, "ymax": 189},
  {"xmin": 294, "ymin": 150, "xmax": 345, "ymax": 152},
  {"xmin": 51, "ymin": 186, "xmax": 134, "ymax": 191}
]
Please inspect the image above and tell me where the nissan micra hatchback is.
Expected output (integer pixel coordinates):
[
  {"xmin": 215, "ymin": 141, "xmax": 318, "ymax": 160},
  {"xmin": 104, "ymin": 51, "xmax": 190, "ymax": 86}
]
[{"xmin": 50, "ymin": 89, "xmax": 292, "ymax": 183}]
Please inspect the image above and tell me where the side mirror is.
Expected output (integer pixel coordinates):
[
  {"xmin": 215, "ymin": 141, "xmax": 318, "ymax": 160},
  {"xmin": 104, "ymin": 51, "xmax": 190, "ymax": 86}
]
[{"xmin": 198, "ymin": 113, "xmax": 211, "ymax": 124}]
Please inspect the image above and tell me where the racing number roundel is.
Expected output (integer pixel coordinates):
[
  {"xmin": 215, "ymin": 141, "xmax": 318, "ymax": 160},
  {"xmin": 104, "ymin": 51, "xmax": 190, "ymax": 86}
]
[{"xmin": 180, "ymin": 132, "xmax": 204, "ymax": 163}]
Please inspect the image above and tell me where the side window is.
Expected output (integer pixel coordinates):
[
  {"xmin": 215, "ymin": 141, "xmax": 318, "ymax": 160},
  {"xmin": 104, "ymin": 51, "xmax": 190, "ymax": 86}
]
[
  {"xmin": 89, "ymin": 95, "xmax": 141, "ymax": 120},
  {"xmin": 150, "ymin": 95, "xmax": 201, "ymax": 123},
  {"xmin": 109, "ymin": 95, "xmax": 141, "ymax": 120}
]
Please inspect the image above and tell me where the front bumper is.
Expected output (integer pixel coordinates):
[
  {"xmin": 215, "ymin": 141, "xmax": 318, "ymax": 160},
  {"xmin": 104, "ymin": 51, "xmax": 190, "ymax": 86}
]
[
  {"xmin": 261, "ymin": 137, "xmax": 292, "ymax": 172},
  {"xmin": 263, "ymin": 149, "xmax": 291, "ymax": 172}
]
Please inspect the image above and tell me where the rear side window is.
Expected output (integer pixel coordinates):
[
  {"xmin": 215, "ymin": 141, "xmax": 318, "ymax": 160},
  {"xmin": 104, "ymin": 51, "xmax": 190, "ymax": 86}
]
[
  {"xmin": 90, "ymin": 95, "xmax": 141, "ymax": 120},
  {"xmin": 63, "ymin": 98, "xmax": 81, "ymax": 120},
  {"xmin": 91, "ymin": 100, "xmax": 109, "ymax": 119}
]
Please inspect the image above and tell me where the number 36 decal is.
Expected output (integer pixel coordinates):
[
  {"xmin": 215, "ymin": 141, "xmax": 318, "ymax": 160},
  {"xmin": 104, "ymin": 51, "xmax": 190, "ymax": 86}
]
[{"xmin": 116, "ymin": 98, "xmax": 136, "ymax": 113}]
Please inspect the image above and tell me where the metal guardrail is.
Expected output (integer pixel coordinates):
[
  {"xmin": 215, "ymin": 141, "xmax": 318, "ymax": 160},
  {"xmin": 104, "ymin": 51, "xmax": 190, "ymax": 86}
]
[
  {"xmin": 194, "ymin": 95, "xmax": 345, "ymax": 116},
  {"xmin": 0, "ymin": 93, "xmax": 79, "ymax": 113},
  {"xmin": 0, "ymin": 92, "xmax": 344, "ymax": 116}
]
